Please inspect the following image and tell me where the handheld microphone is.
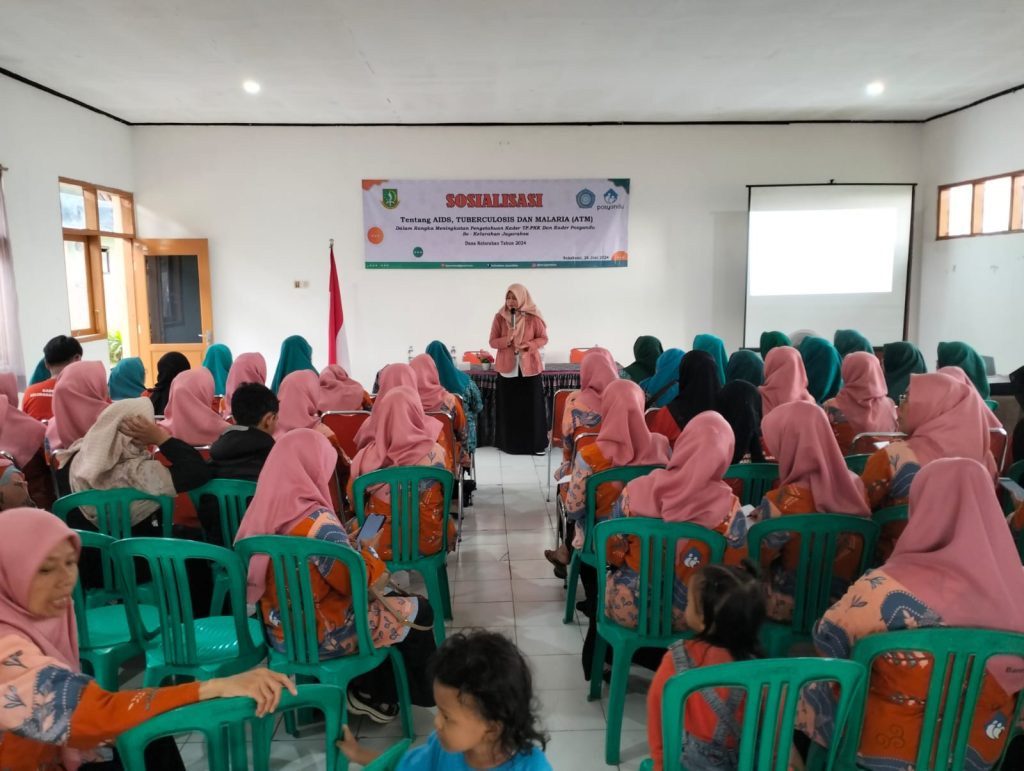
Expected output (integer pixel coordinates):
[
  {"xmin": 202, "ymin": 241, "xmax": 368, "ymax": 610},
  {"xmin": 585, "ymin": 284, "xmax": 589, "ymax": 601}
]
[{"xmin": 510, "ymin": 308, "xmax": 516, "ymax": 329}]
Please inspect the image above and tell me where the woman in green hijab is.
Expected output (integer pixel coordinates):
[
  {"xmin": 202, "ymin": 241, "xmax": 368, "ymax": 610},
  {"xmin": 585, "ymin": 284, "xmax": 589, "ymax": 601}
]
[
  {"xmin": 760, "ymin": 330, "xmax": 791, "ymax": 358},
  {"xmin": 937, "ymin": 341, "xmax": 990, "ymax": 400},
  {"xmin": 799, "ymin": 336, "xmax": 843, "ymax": 403},
  {"xmin": 425, "ymin": 340, "xmax": 484, "ymax": 456},
  {"xmin": 882, "ymin": 341, "xmax": 927, "ymax": 401},
  {"xmin": 107, "ymin": 357, "xmax": 147, "ymax": 400},
  {"xmin": 834, "ymin": 329, "xmax": 873, "ymax": 358},
  {"xmin": 28, "ymin": 358, "xmax": 49, "ymax": 386},
  {"xmin": 270, "ymin": 335, "xmax": 316, "ymax": 393},
  {"xmin": 622, "ymin": 335, "xmax": 663, "ymax": 382},
  {"xmin": 692, "ymin": 334, "xmax": 727, "ymax": 386},
  {"xmin": 201, "ymin": 344, "xmax": 233, "ymax": 395},
  {"xmin": 726, "ymin": 349, "xmax": 765, "ymax": 386}
]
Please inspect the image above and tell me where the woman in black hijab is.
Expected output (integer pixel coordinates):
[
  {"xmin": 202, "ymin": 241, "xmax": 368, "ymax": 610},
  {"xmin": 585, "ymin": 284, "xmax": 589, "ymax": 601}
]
[
  {"xmin": 648, "ymin": 350, "xmax": 721, "ymax": 442},
  {"xmin": 716, "ymin": 379, "xmax": 766, "ymax": 464},
  {"xmin": 147, "ymin": 351, "xmax": 191, "ymax": 415}
]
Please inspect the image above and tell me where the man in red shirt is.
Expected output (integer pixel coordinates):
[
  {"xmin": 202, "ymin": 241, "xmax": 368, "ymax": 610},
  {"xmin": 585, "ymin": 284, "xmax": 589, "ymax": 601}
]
[{"xmin": 21, "ymin": 335, "xmax": 83, "ymax": 421}]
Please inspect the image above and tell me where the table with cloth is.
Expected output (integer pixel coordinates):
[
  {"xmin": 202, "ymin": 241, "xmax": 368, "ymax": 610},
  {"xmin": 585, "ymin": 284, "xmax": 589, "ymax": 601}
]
[{"xmin": 469, "ymin": 363, "xmax": 581, "ymax": 448}]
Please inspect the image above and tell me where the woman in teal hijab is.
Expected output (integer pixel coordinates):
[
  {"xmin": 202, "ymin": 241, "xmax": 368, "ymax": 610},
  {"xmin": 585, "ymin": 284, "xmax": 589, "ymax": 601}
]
[
  {"xmin": 882, "ymin": 341, "xmax": 927, "ymax": 401},
  {"xmin": 692, "ymin": 334, "xmax": 727, "ymax": 386},
  {"xmin": 639, "ymin": 348, "xmax": 685, "ymax": 408},
  {"xmin": 937, "ymin": 341, "xmax": 990, "ymax": 400},
  {"xmin": 270, "ymin": 335, "xmax": 316, "ymax": 393},
  {"xmin": 726, "ymin": 350, "xmax": 765, "ymax": 386},
  {"xmin": 201, "ymin": 344, "xmax": 233, "ymax": 395},
  {"xmin": 425, "ymin": 340, "xmax": 484, "ymax": 455},
  {"xmin": 834, "ymin": 329, "xmax": 873, "ymax": 357},
  {"xmin": 623, "ymin": 335, "xmax": 663, "ymax": 383},
  {"xmin": 759, "ymin": 331, "xmax": 791, "ymax": 358},
  {"xmin": 799, "ymin": 336, "xmax": 843, "ymax": 403},
  {"xmin": 28, "ymin": 358, "xmax": 49, "ymax": 386},
  {"xmin": 107, "ymin": 357, "xmax": 147, "ymax": 400}
]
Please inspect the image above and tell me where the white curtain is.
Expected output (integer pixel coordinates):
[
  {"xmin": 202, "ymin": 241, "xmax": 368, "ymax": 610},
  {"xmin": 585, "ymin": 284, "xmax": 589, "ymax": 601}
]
[{"xmin": 0, "ymin": 167, "xmax": 26, "ymax": 389}]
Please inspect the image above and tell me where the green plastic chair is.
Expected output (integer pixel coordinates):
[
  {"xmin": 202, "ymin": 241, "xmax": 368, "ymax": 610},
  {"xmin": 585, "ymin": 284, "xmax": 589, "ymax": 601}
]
[
  {"xmin": 724, "ymin": 463, "xmax": 780, "ymax": 506},
  {"xmin": 843, "ymin": 454, "xmax": 871, "ymax": 475},
  {"xmin": 115, "ymin": 683, "xmax": 342, "ymax": 771},
  {"xmin": 986, "ymin": 398, "xmax": 999, "ymax": 412},
  {"xmin": 235, "ymin": 535, "xmax": 415, "ymax": 745},
  {"xmin": 870, "ymin": 504, "xmax": 909, "ymax": 567},
  {"xmin": 110, "ymin": 537, "xmax": 266, "ymax": 687},
  {"xmin": 562, "ymin": 464, "xmax": 664, "ymax": 624},
  {"xmin": 747, "ymin": 514, "xmax": 879, "ymax": 657},
  {"xmin": 188, "ymin": 479, "xmax": 258, "ymax": 614},
  {"xmin": 638, "ymin": 657, "xmax": 866, "ymax": 771},
  {"xmin": 52, "ymin": 488, "xmax": 174, "ymax": 539},
  {"xmin": 364, "ymin": 739, "xmax": 413, "ymax": 770},
  {"xmin": 72, "ymin": 530, "xmax": 159, "ymax": 690},
  {"xmin": 352, "ymin": 465, "xmax": 455, "ymax": 645},
  {"xmin": 808, "ymin": 628, "xmax": 1024, "ymax": 771},
  {"xmin": 588, "ymin": 518, "xmax": 728, "ymax": 764}
]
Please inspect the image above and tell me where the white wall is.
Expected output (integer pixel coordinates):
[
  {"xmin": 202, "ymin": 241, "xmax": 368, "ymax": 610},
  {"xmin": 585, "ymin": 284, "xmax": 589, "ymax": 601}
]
[
  {"xmin": 132, "ymin": 124, "xmax": 922, "ymax": 386},
  {"xmin": 0, "ymin": 74, "xmax": 134, "ymax": 377},
  {"xmin": 918, "ymin": 91, "xmax": 1024, "ymax": 373}
]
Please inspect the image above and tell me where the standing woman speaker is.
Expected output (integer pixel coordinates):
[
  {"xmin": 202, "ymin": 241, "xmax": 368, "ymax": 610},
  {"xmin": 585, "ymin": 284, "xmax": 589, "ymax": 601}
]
[{"xmin": 489, "ymin": 284, "xmax": 549, "ymax": 454}]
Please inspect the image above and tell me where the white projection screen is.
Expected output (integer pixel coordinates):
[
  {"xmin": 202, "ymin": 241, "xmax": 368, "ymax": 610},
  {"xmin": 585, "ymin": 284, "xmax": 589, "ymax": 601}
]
[{"xmin": 744, "ymin": 184, "xmax": 914, "ymax": 348}]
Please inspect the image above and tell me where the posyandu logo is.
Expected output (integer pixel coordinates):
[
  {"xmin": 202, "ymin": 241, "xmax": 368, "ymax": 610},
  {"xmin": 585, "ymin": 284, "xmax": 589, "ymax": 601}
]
[
  {"xmin": 603, "ymin": 188, "xmax": 618, "ymax": 204},
  {"xmin": 576, "ymin": 189, "xmax": 595, "ymax": 208}
]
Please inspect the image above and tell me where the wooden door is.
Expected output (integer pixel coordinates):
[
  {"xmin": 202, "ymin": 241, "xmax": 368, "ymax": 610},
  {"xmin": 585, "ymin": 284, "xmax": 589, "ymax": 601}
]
[{"xmin": 131, "ymin": 239, "xmax": 214, "ymax": 382}]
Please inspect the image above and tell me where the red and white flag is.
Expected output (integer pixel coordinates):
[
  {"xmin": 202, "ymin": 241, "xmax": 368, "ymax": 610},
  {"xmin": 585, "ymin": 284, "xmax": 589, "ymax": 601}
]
[{"xmin": 328, "ymin": 243, "xmax": 351, "ymax": 371}]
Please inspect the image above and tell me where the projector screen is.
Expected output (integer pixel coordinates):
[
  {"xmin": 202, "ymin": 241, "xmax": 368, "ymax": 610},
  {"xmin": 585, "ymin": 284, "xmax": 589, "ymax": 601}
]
[{"xmin": 744, "ymin": 184, "xmax": 913, "ymax": 348}]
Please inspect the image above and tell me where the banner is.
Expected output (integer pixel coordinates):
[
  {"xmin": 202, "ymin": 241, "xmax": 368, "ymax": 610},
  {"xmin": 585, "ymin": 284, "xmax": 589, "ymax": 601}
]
[{"xmin": 362, "ymin": 178, "xmax": 630, "ymax": 269}]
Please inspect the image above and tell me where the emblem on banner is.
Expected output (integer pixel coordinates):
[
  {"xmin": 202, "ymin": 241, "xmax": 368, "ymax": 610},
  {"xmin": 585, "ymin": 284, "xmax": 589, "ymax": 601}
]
[
  {"xmin": 382, "ymin": 189, "xmax": 400, "ymax": 209},
  {"xmin": 576, "ymin": 189, "xmax": 595, "ymax": 209},
  {"xmin": 604, "ymin": 188, "xmax": 619, "ymax": 204}
]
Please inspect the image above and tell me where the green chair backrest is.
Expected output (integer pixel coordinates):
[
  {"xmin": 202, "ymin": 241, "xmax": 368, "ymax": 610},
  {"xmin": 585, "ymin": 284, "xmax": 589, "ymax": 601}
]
[
  {"xmin": 843, "ymin": 454, "xmax": 871, "ymax": 475},
  {"xmin": 71, "ymin": 530, "xmax": 118, "ymax": 649},
  {"xmin": 872, "ymin": 504, "xmax": 909, "ymax": 529},
  {"xmin": 115, "ymin": 683, "xmax": 342, "ymax": 771},
  {"xmin": 352, "ymin": 466, "xmax": 454, "ymax": 563},
  {"xmin": 724, "ymin": 463, "xmax": 780, "ymax": 506},
  {"xmin": 747, "ymin": 514, "xmax": 879, "ymax": 635},
  {"xmin": 110, "ymin": 538, "xmax": 257, "ymax": 668},
  {"xmin": 364, "ymin": 739, "xmax": 412, "ymax": 770},
  {"xmin": 52, "ymin": 488, "xmax": 174, "ymax": 540},
  {"xmin": 845, "ymin": 628, "xmax": 1024, "ymax": 770},
  {"xmin": 986, "ymin": 398, "xmax": 999, "ymax": 413},
  {"xmin": 594, "ymin": 518, "xmax": 727, "ymax": 642},
  {"xmin": 235, "ymin": 535, "xmax": 376, "ymax": 667},
  {"xmin": 659, "ymin": 657, "xmax": 866, "ymax": 771},
  {"xmin": 582, "ymin": 465, "xmax": 664, "ymax": 553},
  {"xmin": 1008, "ymin": 460, "xmax": 1024, "ymax": 486},
  {"xmin": 187, "ymin": 479, "xmax": 257, "ymax": 546}
]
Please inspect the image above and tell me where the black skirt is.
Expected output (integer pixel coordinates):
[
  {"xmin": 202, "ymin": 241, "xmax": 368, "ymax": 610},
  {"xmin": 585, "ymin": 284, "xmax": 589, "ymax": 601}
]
[{"xmin": 495, "ymin": 373, "xmax": 547, "ymax": 454}]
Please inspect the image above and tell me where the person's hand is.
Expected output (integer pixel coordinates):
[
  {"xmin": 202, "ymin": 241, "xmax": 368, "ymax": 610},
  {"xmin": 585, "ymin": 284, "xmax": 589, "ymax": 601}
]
[
  {"xmin": 336, "ymin": 725, "xmax": 380, "ymax": 765},
  {"xmin": 199, "ymin": 668, "xmax": 297, "ymax": 717},
  {"xmin": 119, "ymin": 415, "xmax": 172, "ymax": 447},
  {"xmin": 519, "ymin": 343, "xmax": 531, "ymax": 353},
  {"xmin": 359, "ymin": 527, "xmax": 384, "ymax": 552},
  {"xmin": 314, "ymin": 423, "xmax": 337, "ymax": 441}
]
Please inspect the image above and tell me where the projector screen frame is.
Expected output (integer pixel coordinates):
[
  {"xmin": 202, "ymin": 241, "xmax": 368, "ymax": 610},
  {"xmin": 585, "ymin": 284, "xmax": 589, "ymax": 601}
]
[{"xmin": 743, "ymin": 182, "xmax": 917, "ymax": 346}]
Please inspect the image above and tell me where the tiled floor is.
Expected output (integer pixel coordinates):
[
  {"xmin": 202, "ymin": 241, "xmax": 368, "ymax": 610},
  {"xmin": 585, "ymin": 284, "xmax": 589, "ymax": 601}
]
[{"xmin": 171, "ymin": 447, "xmax": 653, "ymax": 768}]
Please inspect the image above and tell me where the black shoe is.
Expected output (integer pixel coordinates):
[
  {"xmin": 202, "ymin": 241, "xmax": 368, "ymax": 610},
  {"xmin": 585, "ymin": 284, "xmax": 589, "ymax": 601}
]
[
  {"xmin": 576, "ymin": 599, "xmax": 594, "ymax": 619},
  {"xmin": 552, "ymin": 563, "xmax": 567, "ymax": 580},
  {"xmin": 347, "ymin": 689, "xmax": 399, "ymax": 724}
]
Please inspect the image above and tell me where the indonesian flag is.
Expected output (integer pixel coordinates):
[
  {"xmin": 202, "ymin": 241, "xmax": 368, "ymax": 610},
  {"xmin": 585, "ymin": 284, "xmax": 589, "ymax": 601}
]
[{"xmin": 328, "ymin": 244, "xmax": 351, "ymax": 371}]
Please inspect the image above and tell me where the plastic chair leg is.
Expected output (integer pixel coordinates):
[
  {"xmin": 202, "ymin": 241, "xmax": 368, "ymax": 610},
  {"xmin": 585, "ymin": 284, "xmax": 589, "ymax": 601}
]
[
  {"xmin": 419, "ymin": 568, "xmax": 447, "ymax": 646},
  {"xmin": 563, "ymin": 552, "xmax": 581, "ymax": 624},
  {"xmin": 438, "ymin": 565, "xmax": 452, "ymax": 620},
  {"xmin": 604, "ymin": 641, "xmax": 636, "ymax": 765},
  {"xmin": 546, "ymin": 447, "xmax": 553, "ymax": 502},
  {"xmin": 388, "ymin": 647, "xmax": 415, "ymax": 740},
  {"xmin": 588, "ymin": 634, "xmax": 608, "ymax": 702}
]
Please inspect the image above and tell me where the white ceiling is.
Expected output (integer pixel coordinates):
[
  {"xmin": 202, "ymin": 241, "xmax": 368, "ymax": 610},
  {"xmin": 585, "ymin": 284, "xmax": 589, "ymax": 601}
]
[{"xmin": 2, "ymin": 0, "xmax": 1023, "ymax": 124}]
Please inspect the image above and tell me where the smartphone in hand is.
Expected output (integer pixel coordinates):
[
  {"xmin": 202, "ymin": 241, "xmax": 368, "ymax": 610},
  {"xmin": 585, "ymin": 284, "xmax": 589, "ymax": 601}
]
[{"xmin": 355, "ymin": 513, "xmax": 386, "ymax": 546}]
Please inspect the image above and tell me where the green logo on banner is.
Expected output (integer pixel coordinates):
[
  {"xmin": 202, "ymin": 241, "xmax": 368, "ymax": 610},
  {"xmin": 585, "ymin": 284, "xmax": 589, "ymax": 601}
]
[
  {"xmin": 382, "ymin": 188, "xmax": 399, "ymax": 209},
  {"xmin": 413, "ymin": 246, "xmax": 424, "ymax": 258}
]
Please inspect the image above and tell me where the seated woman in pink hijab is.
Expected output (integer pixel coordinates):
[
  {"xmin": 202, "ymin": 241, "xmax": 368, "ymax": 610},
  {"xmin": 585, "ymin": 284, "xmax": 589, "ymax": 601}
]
[
  {"xmin": 749, "ymin": 401, "xmax": 871, "ymax": 622},
  {"xmin": 544, "ymin": 380, "xmax": 670, "ymax": 574},
  {"xmin": 319, "ymin": 364, "xmax": 373, "ymax": 412},
  {"xmin": 222, "ymin": 352, "xmax": 267, "ymax": 417},
  {"xmin": 0, "ymin": 508, "xmax": 295, "ymax": 771},
  {"xmin": 799, "ymin": 458, "xmax": 1024, "ymax": 771},
  {"xmin": 0, "ymin": 373, "xmax": 49, "ymax": 508},
  {"xmin": 605, "ymin": 412, "xmax": 747, "ymax": 633},
  {"xmin": 235, "ymin": 428, "xmax": 437, "ymax": 722},
  {"xmin": 555, "ymin": 347, "xmax": 619, "ymax": 479},
  {"xmin": 410, "ymin": 354, "xmax": 469, "ymax": 469},
  {"xmin": 347, "ymin": 387, "xmax": 455, "ymax": 562},
  {"xmin": 159, "ymin": 368, "xmax": 231, "ymax": 446},
  {"xmin": 823, "ymin": 351, "xmax": 898, "ymax": 454},
  {"xmin": 758, "ymin": 346, "xmax": 816, "ymax": 418},
  {"xmin": 44, "ymin": 361, "xmax": 111, "ymax": 452}
]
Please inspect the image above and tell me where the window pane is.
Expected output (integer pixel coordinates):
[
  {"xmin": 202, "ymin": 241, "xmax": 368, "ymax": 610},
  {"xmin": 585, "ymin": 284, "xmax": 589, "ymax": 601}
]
[
  {"xmin": 947, "ymin": 183, "xmax": 973, "ymax": 236},
  {"xmin": 64, "ymin": 240, "xmax": 92, "ymax": 331},
  {"xmin": 97, "ymin": 190, "xmax": 125, "ymax": 233},
  {"xmin": 982, "ymin": 177, "xmax": 1012, "ymax": 233},
  {"xmin": 60, "ymin": 183, "xmax": 86, "ymax": 229}
]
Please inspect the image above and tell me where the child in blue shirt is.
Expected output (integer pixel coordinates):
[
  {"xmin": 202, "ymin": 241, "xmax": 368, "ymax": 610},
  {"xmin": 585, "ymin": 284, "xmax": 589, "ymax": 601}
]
[{"xmin": 340, "ymin": 630, "xmax": 552, "ymax": 770}]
